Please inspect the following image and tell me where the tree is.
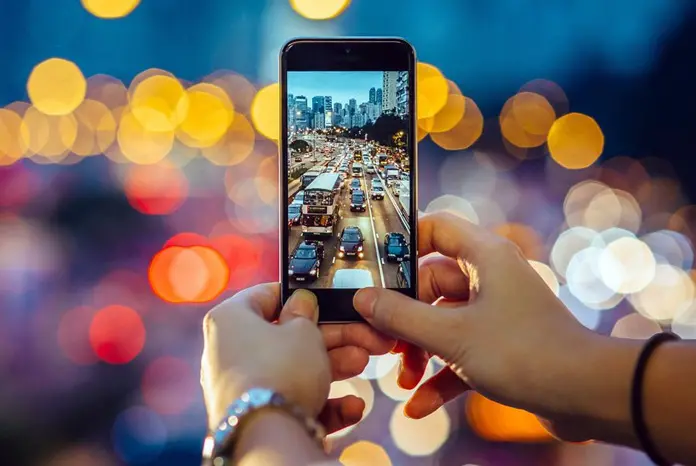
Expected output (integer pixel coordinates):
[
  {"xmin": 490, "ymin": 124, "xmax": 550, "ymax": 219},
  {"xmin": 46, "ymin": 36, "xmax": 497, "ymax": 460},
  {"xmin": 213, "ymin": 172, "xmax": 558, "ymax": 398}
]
[
  {"xmin": 364, "ymin": 114, "xmax": 407, "ymax": 148},
  {"xmin": 289, "ymin": 139, "xmax": 312, "ymax": 154}
]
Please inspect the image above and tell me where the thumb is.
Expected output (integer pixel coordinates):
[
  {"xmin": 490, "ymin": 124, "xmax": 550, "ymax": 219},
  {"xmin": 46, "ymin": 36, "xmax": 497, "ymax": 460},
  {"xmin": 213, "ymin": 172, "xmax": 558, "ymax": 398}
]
[
  {"xmin": 278, "ymin": 289, "xmax": 319, "ymax": 324},
  {"xmin": 353, "ymin": 287, "xmax": 462, "ymax": 359}
]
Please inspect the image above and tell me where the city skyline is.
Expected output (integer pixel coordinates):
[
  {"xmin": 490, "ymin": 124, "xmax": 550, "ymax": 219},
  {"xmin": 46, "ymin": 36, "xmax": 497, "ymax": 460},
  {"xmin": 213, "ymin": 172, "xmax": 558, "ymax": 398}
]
[
  {"xmin": 287, "ymin": 71, "xmax": 383, "ymax": 106},
  {"xmin": 287, "ymin": 71, "xmax": 408, "ymax": 132}
]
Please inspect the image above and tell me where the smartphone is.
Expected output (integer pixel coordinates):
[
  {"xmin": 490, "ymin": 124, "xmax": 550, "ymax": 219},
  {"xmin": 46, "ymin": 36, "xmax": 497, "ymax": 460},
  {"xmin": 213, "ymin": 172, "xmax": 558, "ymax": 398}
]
[{"xmin": 280, "ymin": 38, "xmax": 418, "ymax": 323}]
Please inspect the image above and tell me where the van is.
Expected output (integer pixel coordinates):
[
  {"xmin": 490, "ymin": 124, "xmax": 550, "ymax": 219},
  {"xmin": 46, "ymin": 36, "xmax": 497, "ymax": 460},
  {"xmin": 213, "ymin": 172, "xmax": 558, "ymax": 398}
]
[{"xmin": 332, "ymin": 269, "xmax": 374, "ymax": 289}]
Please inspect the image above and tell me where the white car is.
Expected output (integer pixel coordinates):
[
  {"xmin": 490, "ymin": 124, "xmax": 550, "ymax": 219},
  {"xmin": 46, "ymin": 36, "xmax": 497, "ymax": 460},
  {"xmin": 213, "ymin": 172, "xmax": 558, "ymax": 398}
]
[{"xmin": 331, "ymin": 269, "xmax": 374, "ymax": 289}]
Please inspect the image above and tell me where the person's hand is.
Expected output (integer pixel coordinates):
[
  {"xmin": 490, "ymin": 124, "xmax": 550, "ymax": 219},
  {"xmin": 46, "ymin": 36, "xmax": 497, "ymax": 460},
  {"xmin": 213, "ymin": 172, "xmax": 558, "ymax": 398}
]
[
  {"xmin": 201, "ymin": 284, "xmax": 394, "ymax": 434},
  {"xmin": 352, "ymin": 211, "xmax": 609, "ymax": 440}
]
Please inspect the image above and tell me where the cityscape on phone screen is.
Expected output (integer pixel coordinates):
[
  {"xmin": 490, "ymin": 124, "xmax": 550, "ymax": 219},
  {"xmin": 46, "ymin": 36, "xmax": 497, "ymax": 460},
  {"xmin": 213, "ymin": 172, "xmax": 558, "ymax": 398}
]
[{"xmin": 286, "ymin": 71, "xmax": 412, "ymax": 290}]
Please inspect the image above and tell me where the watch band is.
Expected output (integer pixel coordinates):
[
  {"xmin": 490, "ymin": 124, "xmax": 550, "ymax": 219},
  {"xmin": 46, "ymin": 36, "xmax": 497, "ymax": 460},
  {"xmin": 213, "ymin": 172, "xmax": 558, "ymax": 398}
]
[{"xmin": 202, "ymin": 388, "xmax": 326, "ymax": 465}]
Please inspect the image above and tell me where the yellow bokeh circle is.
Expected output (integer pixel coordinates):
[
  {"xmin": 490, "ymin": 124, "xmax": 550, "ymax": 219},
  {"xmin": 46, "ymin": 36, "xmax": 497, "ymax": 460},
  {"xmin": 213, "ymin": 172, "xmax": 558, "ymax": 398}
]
[
  {"xmin": 0, "ymin": 109, "xmax": 25, "ymax": 165},
  {"xmin": 81, "ymin": 0, "xmax": 141, "ymax": 19},
  {"xmin": 430, "ymin": 97, "xmax": 483, "ymax": 150},
  {"xmin": 290, "ymin": 0, "xmax": 351, "ymax": 20},
  {"xmin": 202, "ymin": 112, "xmax": 256, "ymax": 166},
  {"xmin": 130, "ymin": 74, "xmax": 189, "ymax": 133},
  {"xmin": 251, "ymin": 83, "xmax": 280, "ymax": 141},
  {"xmin": 339, "ymin": 440, "xmax": 392, "ymax": 466},
  {"xmin": 547, "ymin": 112, "xmax": 604, "ymax": 169},
  {"xmin": 72, "ymin": 99, "xmax": 117, "ymax": 156},
  {"xmin": 117, "ymin": 109, "xmax": 174, "ymax": 165},
  {"xmin": 20, "ymin": 106, "xmax": 78, "ymax": 162},
  {"xmin": 499, "ymin": 92, "xmax": 554, "ymax": 149},
  {"xmin": 177, "ymin": 83, "xmax": 235, "ymax": 148},
  {"xmin": 417, "ymin": 62, "xmax": 448, "ymax": 120},
  {"xmin": 27, "ymin": 58, "xmax": 87, "ymax": 116}
]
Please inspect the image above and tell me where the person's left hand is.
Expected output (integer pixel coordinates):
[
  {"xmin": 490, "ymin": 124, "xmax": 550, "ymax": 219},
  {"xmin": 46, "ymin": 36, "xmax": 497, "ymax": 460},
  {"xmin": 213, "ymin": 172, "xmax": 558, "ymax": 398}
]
[{"xmin": 201, "ymin": 283, "xmax": 394, "ymax": 434}]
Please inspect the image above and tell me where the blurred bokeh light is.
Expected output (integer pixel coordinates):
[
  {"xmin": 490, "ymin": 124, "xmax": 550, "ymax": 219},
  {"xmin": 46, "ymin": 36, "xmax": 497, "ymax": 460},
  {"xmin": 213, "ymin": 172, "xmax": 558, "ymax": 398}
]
[{"xmin": 2, "ymin": 2, "xmax": 696, "ymax": 466}]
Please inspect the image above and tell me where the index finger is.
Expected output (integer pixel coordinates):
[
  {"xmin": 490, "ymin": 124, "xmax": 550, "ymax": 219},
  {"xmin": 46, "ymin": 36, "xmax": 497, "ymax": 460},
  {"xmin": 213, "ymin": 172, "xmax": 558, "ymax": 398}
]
[
  {"xmin": 418, "ymin": 211, "xmax": 495, "ymax": 266},
  {"xmin": 208, "ymin": 282, "xmax": 281, "ymax": 323}
]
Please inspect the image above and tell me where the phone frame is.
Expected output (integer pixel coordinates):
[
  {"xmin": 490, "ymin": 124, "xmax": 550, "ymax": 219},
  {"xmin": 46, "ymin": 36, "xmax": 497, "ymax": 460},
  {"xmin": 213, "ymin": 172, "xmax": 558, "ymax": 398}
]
[{"xmin": 279, "ymin": 37, "xmax": 418, "ymax": 323}]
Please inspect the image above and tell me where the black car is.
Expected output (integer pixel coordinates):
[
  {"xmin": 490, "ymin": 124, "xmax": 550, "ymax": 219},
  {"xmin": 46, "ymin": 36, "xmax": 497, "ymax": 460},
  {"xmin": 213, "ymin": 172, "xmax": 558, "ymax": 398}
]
[
  {"xmin": 350, "ymin": 190, "xmax": 366, "ymax": 212},
  {"xmin": 396, "ymin": 261, "xmax": 411, "ymax": 288},
  {"xmin": 338, "ymin": 226, "xmax": 364, "ymax": 259},
  {"xmin": 350, "ymin": 178, "xmax": 361, "ymax": 192},
  {"xmin": 288, "ymin": 203, "xmax": 302, "ymax": 226},
  {"xmin": 289, "ymin": 240, "xmax": 324, "ymax": 281},
  {"xmin": 384, "ymin": 232, "xmax": 409, "ymax": 262}
]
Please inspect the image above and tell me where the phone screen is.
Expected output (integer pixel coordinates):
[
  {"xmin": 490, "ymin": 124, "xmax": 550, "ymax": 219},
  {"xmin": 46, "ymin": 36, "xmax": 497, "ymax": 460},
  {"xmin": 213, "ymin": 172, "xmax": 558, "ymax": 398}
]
[{"xmin": 281, "ymin": 39, "xmax": 416, "ymax": 321}]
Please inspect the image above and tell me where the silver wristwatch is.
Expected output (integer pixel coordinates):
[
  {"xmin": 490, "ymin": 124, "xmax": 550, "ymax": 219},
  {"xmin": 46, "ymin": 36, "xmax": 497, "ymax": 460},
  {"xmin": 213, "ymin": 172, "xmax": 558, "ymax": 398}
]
[{"xmin": 201, "ymin": 388, "xmax": 326, "ymax": 465}]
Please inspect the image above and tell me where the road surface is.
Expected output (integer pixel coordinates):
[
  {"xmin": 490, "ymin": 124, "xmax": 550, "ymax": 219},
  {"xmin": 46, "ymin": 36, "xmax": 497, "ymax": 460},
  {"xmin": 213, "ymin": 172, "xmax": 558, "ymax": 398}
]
[{"xmin": 288, "ymin": 169, "xmax": 410, "ymax": 289}]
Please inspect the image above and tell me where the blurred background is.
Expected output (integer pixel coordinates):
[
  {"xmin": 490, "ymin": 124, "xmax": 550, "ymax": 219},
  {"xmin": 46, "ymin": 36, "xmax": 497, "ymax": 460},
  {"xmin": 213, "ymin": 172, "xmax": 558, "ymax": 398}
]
[{"xmin": 2, "ymin": 0, "xmax": 696, "ymax": 465}]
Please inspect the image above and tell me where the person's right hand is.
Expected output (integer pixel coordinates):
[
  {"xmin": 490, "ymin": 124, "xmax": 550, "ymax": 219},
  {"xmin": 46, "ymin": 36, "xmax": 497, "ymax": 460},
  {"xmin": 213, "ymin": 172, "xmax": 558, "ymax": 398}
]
[{"xmin": 353, "ymin": 211, "xmax": 613, "ymax": 440}]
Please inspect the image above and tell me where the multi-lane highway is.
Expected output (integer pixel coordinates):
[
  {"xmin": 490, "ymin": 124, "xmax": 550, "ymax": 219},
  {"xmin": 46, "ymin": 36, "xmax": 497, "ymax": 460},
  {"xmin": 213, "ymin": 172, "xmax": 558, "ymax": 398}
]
[{"xmin": 288, "ymin": 143, "xmax": 410, "ymax": 289}]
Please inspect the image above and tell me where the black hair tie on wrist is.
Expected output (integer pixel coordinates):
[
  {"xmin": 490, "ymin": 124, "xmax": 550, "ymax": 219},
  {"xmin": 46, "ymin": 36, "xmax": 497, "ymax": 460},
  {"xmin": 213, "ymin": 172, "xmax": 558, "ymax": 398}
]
[{"xmin": 631, "ymin": 331, "xmax": 681, "ymax": 466}]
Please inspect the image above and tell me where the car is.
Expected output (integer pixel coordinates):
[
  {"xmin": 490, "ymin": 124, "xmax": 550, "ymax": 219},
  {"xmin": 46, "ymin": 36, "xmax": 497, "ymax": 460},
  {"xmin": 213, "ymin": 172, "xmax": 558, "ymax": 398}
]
[
  {"xmin": 349, "ymin": 178, "xmax": 361, "ymax": 192},
  {"xmin": 370, "ymin": 180, "xmax": 384, "ymax": 200},
  {"xmin": 350, "ymin": 190, "xmax": 366, "ymax": 212},
  {"xmin": 366, "ymin": 165, "xmax": 375, "ymax": 174},
  {"xmin": 384, "ymin": 232, "xmax": 409, "ymax": 262},
  {"xmin": 396, "ymin": 261, "xmax": 411, "ymax": 288},
  {"xmin": 288, "ymin": 203, "xmax": 302, "ymax": 226},
  {"xmin": 288, "ymin": 240, "xmax": 324, "ymax": 281},
  {"xmin": 391, "ymin": 184, "xmax": 400, "ymax": 196},
  {"xmin": 331, "ymin": 269, "xmax": 374, "ymax": 288},
  {"xmin": 294, "ymin": 155, "xmax": 302, "ymax": 162},
  {"xmin": 338, "ymin": 226, "xmax": 364, "ymax": 259}
]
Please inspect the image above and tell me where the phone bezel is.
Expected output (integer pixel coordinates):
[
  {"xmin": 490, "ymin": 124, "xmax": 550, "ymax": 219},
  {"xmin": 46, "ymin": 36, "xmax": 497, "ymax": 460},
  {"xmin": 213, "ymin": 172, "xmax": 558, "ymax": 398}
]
[{"xmin": 279, "ymin": 37, "xmax": 418, "ymax": 323}]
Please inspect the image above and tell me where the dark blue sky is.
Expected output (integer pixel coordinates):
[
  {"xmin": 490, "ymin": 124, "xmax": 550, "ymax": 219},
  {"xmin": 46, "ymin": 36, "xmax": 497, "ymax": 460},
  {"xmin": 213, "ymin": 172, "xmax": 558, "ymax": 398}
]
[{"xmin": 287, "ymin": 71, "xmax": 383, "ymax": 106}]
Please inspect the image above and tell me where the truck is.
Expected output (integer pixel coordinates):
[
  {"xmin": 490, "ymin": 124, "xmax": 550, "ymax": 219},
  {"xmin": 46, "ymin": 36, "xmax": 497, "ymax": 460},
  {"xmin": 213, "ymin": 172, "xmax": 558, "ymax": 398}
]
[{"xmin": 385, "ymin": 166, "xmax": 400, "ymax": 186}]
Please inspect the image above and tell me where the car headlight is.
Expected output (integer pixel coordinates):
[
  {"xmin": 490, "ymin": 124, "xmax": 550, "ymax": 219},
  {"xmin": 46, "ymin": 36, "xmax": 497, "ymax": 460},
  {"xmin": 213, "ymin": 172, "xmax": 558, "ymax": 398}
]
[
  {"xmin": 358, "ymin": 245, "xmax": 363, "ymax": 251},
  {"xmin": 340, "ymin": 245, "xmax": 345, "ymax": 251},
  {"xmin": 288, "ymin": 269, "xmax": 294, "ymax": 275},
  {"xmin": 309, "ymin": 269, "xmax": 317, "ymax": 276}
]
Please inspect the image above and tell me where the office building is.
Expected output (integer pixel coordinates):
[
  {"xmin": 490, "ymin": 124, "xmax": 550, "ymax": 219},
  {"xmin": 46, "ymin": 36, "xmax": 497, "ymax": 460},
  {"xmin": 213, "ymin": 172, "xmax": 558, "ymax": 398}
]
[
  {"xmin": 396, "ymin": 71, "xmax": 409, "ymax": 117},
  {"xmin": 382, "ymin": 72, "xmax": 397, "ymax": 114},
  {"xmin": 312, "ymin": 96, "xmax": 324, "ymax": 114},
  {"xmin": 295, "ymin": 95, "xmax": 308, "ymax": 130}
]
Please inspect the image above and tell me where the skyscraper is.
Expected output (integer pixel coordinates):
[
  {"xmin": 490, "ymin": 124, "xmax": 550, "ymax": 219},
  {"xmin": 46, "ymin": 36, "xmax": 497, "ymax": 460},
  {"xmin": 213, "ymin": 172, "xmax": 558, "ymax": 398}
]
[
  {"xmin": 323, "ymin": 96, "xmax": 333, "ymax": 127},
  {"xmin": 396, "ymin": 71, "xmax": 409, "ymax": 117},
  {"xmin": 348, "ymin": 98, "xmax": 356, "ymax": 115},
  {"xmin": 313, "ymin": 112, "xmax": 325, "ymax": 129},
  {"xmin": 288, "ymin": 93, "xmax": 295, "ymax": 129},
  {"xmin": 376, "ymin": 88, "xmax": 383, "ymax": 107},
  {"xmin": 369, "ymin": 87, "xmax": 376, "ymax": 104},
  {"xmin": 312, "ymin": 96, "xmax": 324, "ymax": 114},
  {"xmin": 333, "ymin": 103, "xmax": 342, "ymax": 126},
  {"xmin": 295, "ymin": 95, "xmax": 308, "ymax": 130},
  {"xmin": 382, "ymin": 72, "xmax": 397, "ymax": 114}
]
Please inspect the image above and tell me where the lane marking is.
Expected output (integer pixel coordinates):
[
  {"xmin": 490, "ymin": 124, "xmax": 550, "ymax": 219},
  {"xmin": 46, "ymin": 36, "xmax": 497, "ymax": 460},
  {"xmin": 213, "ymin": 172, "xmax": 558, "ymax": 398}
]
[{"xmin": 364, "ymin": 172, "xmax": 386, "ymax": 288}]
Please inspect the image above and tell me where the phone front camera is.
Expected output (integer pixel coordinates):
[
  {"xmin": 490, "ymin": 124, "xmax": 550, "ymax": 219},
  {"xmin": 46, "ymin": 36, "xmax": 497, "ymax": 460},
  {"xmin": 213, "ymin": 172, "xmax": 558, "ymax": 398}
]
[{"xmin": 345, "ymin": 47, "xmax": 351, "ymax": 54}]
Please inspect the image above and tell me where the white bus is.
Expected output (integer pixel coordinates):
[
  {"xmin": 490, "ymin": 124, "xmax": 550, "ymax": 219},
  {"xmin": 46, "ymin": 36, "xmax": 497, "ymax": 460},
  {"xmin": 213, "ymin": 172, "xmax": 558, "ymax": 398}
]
[
  {"xmin": 352, "ymin": 163, "xmax": 363, "ymax": 177},
  {"xmin": 301, "ymin": 173, "xmax": 342, "ymax": 236}
]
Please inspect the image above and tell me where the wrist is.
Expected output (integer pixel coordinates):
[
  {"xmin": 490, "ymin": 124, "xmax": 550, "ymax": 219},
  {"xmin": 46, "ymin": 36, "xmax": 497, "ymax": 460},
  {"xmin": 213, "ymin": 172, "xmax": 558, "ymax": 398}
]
[
  {"xmin": 562, "ymin": 333, "xmax": 642, "ymax": 446},
  {"xmin": 231, "ymin": 408, "xmax": 327, "ymax": 465}
]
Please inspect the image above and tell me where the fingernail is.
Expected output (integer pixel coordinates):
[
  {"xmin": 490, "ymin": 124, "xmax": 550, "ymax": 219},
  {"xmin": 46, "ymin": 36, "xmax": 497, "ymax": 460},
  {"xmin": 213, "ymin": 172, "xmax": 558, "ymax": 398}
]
[
  {"xmin": 353, "ymin": 288, "xmax": 376, "ymax": 318},
  {"xmin": 288, "ymin": 289, "xmax": 318, "ymax": 319}
]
